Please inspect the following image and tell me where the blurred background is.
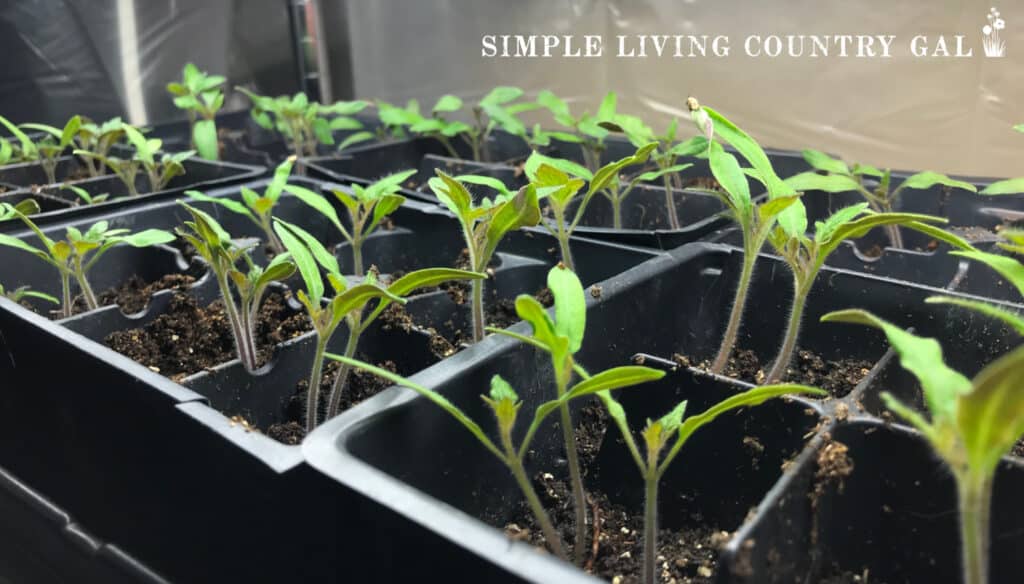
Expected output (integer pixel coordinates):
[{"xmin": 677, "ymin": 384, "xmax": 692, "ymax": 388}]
[{"xmin": 1, "ymin": 0, "xmax": 1020, "ymax": 177}]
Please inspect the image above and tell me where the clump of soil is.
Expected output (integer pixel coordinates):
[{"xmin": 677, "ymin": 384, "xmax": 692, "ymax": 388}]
[
  {"xmin": 678, "ymin": 348, "xmax": 871, "ymax": 398},
  {"xmin": 266, "ymin": 359, "xmax": 401, "ymax": 444},
  {"xmin": 505, "ymin": 475, "xmax": 723, "ymax": 584},
  {"xmin": 105, "ymin": 291, "xmax": 310, "ymax": 380},
  {"xmin": 68, "ymin": 274, "xmax": 195, "ymax": 317}
]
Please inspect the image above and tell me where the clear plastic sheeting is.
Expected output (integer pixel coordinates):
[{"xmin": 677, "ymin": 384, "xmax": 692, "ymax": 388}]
[
  {"xmin": 0, "ymin": 0, "xmax": 299, "ymax": 127},
  {"xmin": 335, "ymin": 0, "xmax": 1024, "ymax": 178}
]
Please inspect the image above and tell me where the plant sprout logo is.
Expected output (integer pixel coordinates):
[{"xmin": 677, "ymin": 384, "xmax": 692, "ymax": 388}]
[{"xmin": 983, "ymin": 7, "xmax": 1007, "ymax": 57}]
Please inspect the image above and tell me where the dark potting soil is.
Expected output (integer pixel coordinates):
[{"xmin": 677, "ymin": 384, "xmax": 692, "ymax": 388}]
[
  {"xmin": 677, "ymin": 348, "xmax": 872, "ymax": 398},
  {"xmin": 504, "ymin": 475, "xmax": 723, "ymax": 584},
  {"xmin": 265, "ymin": 359, "xmax": 402, "ymax": 445},
  {"xmin": 66, "ymin": 274, "xmax": 196, "ymax": 318},
  {"xmin": 817, "ymin": 568, "xmax": 878, "ymax": 583},
  {"xmin": 104, "ymin": 291, "xmax": 310, "ymax": 380}
]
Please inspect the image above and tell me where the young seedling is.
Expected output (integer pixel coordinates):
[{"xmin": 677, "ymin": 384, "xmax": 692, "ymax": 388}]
[
  {"xmin": 428, "ymin": 170, "xmax": 541, "ymax": 342},
  {"xmin": 0, "ymin": 283, "xmax": 58, "ymax": 306},
  {"xmin": 167, "ymin": 63, "xmax": 225, "ymax": 160},
  {"xmin": 286, "ymin": 169, "xmax": 414, "ymax": 277},
  {"xmin": 61, "ymin": 184, "xmax": 110, "ymax": 205},
  {"xmin": 73, "ymin": 117, "xmax": 126, "ymax": 177},
  {"xmin": 75, "ymin": 126, "xmax": 193, "ymax": 196},
  {"xmin": 601, "ymin": 383, "xmax": 823, "ymax": 584},
  {"xmin": 0, "ymin": 210, "xmax": 174, "ymax": 317},
  {"xmin": 762, "ymin": 201, "xmax": 973, "ymax": 383},
  {"xmin": 785, "ymin": 150, "xmax": 977, "ymax": 248},
  {"xmin": 979, "ymin": 124, "xmax": 1024, "ymax": 197},
  {"xmin": 821, "ymin": 309, "xmax": 1024, "ymax": 584},
  {"xmin": 685, "ymin": 99, "xmax": 803, "ymax": 374},
  {"xmin": 330, "ymin": 265, "xmax": 665, "ymax": 561},
  {"xmin": 609, "ymin": 114, "xmax": 708, "ymax": 229},
  {"xmin": 19, "ymin": 116, "xmax": 82, "ymax": 184},
  {"xmin": 925, "ymin": 229, "xmax": 1024, "ymax": 334},
  {"xmin": 273, "ymin": 219, "xmax": 482, "ymax": 431},
  {"xmin": 0, "ymin": 199, "xmax": 40, "ymax": 220},
  {"xmin": 523, "ymin": 143, "xmax": 657, "ymax": 268},
  {"xmin": 536, "ymin": 90, "xmax": 617, "ymax": 173},
  {"xmin": 240, "ymin": 89, "xmax": 371, "ymax": 157},
  {"xmin": 176, "ymin": 203, "xmax": 296, "ymax": 373},
  {"xmin": 186, "ymin": 156, "xmax": 314, "ymax": 254}
]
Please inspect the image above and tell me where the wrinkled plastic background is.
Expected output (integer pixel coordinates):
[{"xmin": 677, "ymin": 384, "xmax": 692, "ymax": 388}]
[{"xmin": 2, "ymin": 0, "xmax": 1021, "ymax": 177}]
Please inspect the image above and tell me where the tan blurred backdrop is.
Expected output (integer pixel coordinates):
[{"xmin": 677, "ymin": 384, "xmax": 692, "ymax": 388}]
[{"xmin": 338, "ymin": 0, "xmax": 1023, "ymax": 178}]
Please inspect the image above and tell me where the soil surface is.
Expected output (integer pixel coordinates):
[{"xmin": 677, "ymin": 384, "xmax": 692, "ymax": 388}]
[
  {"xmin": 266, "ymin": 359, "xmax": 401, "ymax": 444},
  {"xmin": 67, "ymin": 274, "xmax": 195, "ymax": 317},
  {"xmin": 678, "ymin": 348, "xmax": 872, "ymax": 398},
  {"xmin": 500, "ymin": 401, "xmax": 722, "ymax": 583},
  {"xmin": 105, "ymin": 291, "xmax": 310, "ymax": 380}
]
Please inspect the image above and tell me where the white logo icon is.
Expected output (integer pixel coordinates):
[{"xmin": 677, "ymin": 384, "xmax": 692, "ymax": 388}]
[{"xmin": 983, "ymin": 7, "xmax": 1007, "ymax": 57}]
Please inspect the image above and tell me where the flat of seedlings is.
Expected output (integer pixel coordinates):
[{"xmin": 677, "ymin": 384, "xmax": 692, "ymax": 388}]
[
  {"xmin": 676, "ymin": 348, "xmax": 872, "ymax": 398},
  {"xmin": 105, "ymin": 291, "xmax": 310, "ymax": 380}
]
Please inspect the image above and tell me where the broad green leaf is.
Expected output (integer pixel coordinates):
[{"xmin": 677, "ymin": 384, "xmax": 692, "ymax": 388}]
[
  {"xmin": 802, "ymin": 149, "xmax": 849, "ymax": 175},
  {"xmin": 481, "ymin": 86, "xmax": 522, "ymax": 106},
  {"xmin": 0, "ymin": 115, "xmax": 38, "ymax": 158},
  {"xmin": 701, "ymin": 106, "xmax": 794, "ymax": 199},
  {"xmin": 950, "ymin": 250, "xmax": 1024, "ymax": 298},
  {"xmin": 266, "ymin": 157, "xmax": 296, "ymax": 202},
  {"xmin": 325, "ymin": 354, "xmax": 503, "ymax": 459},
  {"xmin": 328, "ymin": 117, "xmax": 363, "ymax": 131},
  {"xmin": 589, "ymin": 143, "xmax": 656, "ymax": 195},
  {"xmin": 597, "ymin": 92, "xmax": 617, "ymax": 120},
  {"xmin": 386, "ymin": 268, "xmax": 484, "ymax": 297},
  {"xmin": 537, "ymin": 90, "xmax": 570, "ymax": 119},
  {"xmin": 313, "ymin": 117, "xmax": 334, "ymax": 145},
  {"xmin": 60, "ymin": 116, "xmax": 82, "ymax": 147},
  {"xmin": 758, "ymin": 195, "xmax": 801, "ymax": 223},
  {"xmin": 821, "ymin": 309, "xmax": 971, "ymax": 422},
  {"xmin": 980, "ymin": 178, "xmax": 1024, "ymax": 196},
  {"xmin": 851, "ymin": 163, "xmax": 884, "ymax": 178},
  {"xmin": 0, "ymin": 233, "xmax": 48, "ymax": 260},
  {"xmin": 429, "ymin": 171, "xmax": 472, "ymax": 217},
  {"xmin": 547, "ymin": 265, "xmax": 585, "ymax": 353},
  {"xmin": 566, "ymin": 365, "xmax": 665, "ymax": 399},
  {"xmin": 482, "ymin": 185, "xmax": 540, "ymax": 261},
  {"xmin": 785, "ymin": 172, "xmax": 862, "ymax": 194},
  {"xmin": 814, "ymin": 203, "xmax": 870, "ymax": 244},
  {"xmin": 636, "ymin": 163, "xmax": 692, "ymax": 182},
  {"xmin": 331, "ymin": 282, "xmax": 404, "ymax": 318},
  {"xmin": 364, "ymin": 169, "xmax": 416, "ymax": 199},
  {"xmin": 432, "ymin": 94, "xmax": 463, "ymax": 113},
  {"xmin": 456, "ymin": 175, "xmax": 512, "ymax": 198},
  {"xmin": 337, "ymin": 131, "xmax": 374, "ymax": 151},
  {"xmin": 657, "ymin": 400, "xmax": 689, "ymax": 435},
  {"xmin": 958, "ymin": 345, "xmax": 1024, "ymax": 475},
  {"xmin": 186, "ymin": 190, "xmax": 256, "ymax": 221},
  {"xmin": 817, "ymin": 213, "xmax": 965, "ymax": 264},
  {"xmin": 274, "ymin": 220, "xmax": 324, "ymax": 304},
  {"xmin": 897, "ymin": 171, "xmax": 976, "ymax": 194},
  {"xmin": 925, "ymin": 296, "xmax": 1024, "ymax": 335},
  {"xmin": 368, "ymin": 193, "xmax": 406, "ymax": 232},
  {"xmin": 524, "ymin": 151, "xmax": 592, "ymax": 181},
  {"xmin": 114, "ymin": 229, "xmax": 175, "ymax": 247},
  {"xmin": 255, "ymin": 252, "xmax": 297, "ymax": 289},
  {"xmin": 275, "ymin": 218, "xmax": 338, "ymax": 275},
  {"xmin": 666, "ymin": 136, "xmax": 709, "ymax": 158},
  {"xmin": 193, "ymin": 119, "xmax": 219, "ymax": 161},
  {"xmin": 285, "ymin": 184, "xmax": 345, "ymax": 235},
  {"xmin": 0, "ymin": 137, "xmax": 12, "ymax": 163},
  {"xmin": 708, "ymin": 142, "xmax": 751, "ymax": 222}
]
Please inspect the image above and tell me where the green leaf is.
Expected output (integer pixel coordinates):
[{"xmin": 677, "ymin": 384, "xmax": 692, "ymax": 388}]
[
  {"xmin": 193, "ymin": 119, "xmax": 219, "ymax": 161},
  {"xmin": 284, "ymin": 184, "xmax": 345, "ymax": 235},
  {"xmin": 456, "ymin": 175, "xmax": 512, "ymax": 198},
  {"xmin": 666, "ymin": 136, "xmax": 709, "ymax": 158},
  {"xmin": 481, "ymin": 86, "xmax": 522, "ymax": 106},
  {"xmin": 566, "ymin": 366, "xmax": 665, "ymax": 399},
  {"xmin": 186, "ymin": 190, "xmax": 256, "ymax": 221},
  {"xmin": 980, "ymin": 178, "xmax": 1024, "ymax": 196},
  {"xmin": 597, "ymin": 92, "xmax": 617, "ymax": 120},
  {"xmin": 758, "ymin": 195, "xmax": 801, "ymax": 223},
  {"xmin": 482, "ymin": 185, "xmax": 540, "ymax": 260},
  {"xmin": 802, "ymin": 149, "xmax": 849, "ymax": 175},
  {"xmin": 817, "ymin": 213, "xmax": 967, "ymax": 264},
  {"xmin": 325, "ymin": 354, "xmax": 503, "ymax": 460},
  {"xmin": 701, "ymin": 106, "xmax": 794, "ymax": 199},
  {"xmin": 274, "ymin": 220, "xmax": 324, "ymax": 305},
  {"xmin": 368, "ymin": 194, "xmax": 405, "ymax": 232},
  {"xmin": 547, "ymin": 265, "xmax": 585, "ymax": 353},
  {"xmin": 386, "ymin": 268, "xmax": 484, "ymax": 297},
  {"xmin": 429, "ymin": 171, "xmax": 473, "ymax": 218},
  {"xmin": 897, "ymin": 171, "xmax": 976, "ymax": 194},
  {"xmin": 949, "ymin": 250, "xmax": 1024, "ymax": 298},
  {"xmin": 363, "ymin": 169, "xmax": 416, "ymax": 200},
  {"xmin": 0, "ymin": 115, "xmax": 38, "ymax": 159},
  {"xmin": 785, "ymin": 172, "xmax": 862, "ymax": 194},
  {"xmin": 328, "ymin": 117, "xmax": 363, "ymax": 131},
  {"xmin": 313, "ymin": 117, "xmax": 334, "ymax": 145},
  {"xmin": 524, "ymin": 151, "xmax": 592, "ymax": 182},
  {"xmin": 589, "ymin": 143, "xmax": 656, "ymax": 195},
  {"xmin": 60, "ymin": 116, "xmax": 82, "ymax": 147},
  {"xmin": 255, "ymin": 252, "xmax": 297, "ymax": 289},
  {"xmin": 708, "ymin": 142, "xmax": 751, "ymax": 223},
  {"xmin": 432, "ymin": 94, "xmax": 463, "ymax": 113},
  {"xmin": 266, "ymin": 157, "xmax": 296, "ymax": 202},
  {"xmin": 537, "ymin": 90, "xmax": 571, "ymax": 119},
  {"xmin": 0, "ymin": 233, "xmax": 48, "ymax": 260},
  {"xmin": 277, "ymin": 219, "xmax": 338, "ymax": 275},
  {"xmin": 636, "ymin": 163, "xmax": 692, "ymax": 182},
  {"xmin": 1014, "ymin": 124, "xmax": 1024, "ymax": 133},
  {"xmin": 337, "ymin": 131, "xmax": 375, "ymax": 151},
  {"xmin": 814, "ymin": 203, "xmax": 871, "ymax": 244},
  {"xmin": 958, "ymin": 345, "xmax": 1024, "ymax": 475},
  {"xmin": 925, "ymin": 296, "xmax": 1024, "ymax": 335},
  {"xmin": 851, "ymin": 163, "xmax": 885, "ymax": 178},
  {"xmin": 657, "ymin": 401, "xmax": 689, "ymax": 435},
  {"xmin": 820, "ymin": 309, "xmax": 971, "ymax": 423},
  {"xmin": 114, "ymin": 229, "xmax": 176, "ymax": 247}
]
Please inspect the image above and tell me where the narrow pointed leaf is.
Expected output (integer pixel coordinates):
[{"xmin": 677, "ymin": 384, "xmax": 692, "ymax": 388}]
[
  {"xmin": 925, "ymin": 296, "xmax": 1024, "ymax": 335},
  {"xmin": 566, "ymin": 366, "xmax": 666, "ymax": 399}
]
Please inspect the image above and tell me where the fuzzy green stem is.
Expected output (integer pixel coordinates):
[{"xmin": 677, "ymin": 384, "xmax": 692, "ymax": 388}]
[
  {"xmin": 216, "ymin": 273, "xmax": 259, "ymax": 373},
  {"xmin": 710, "ymin": 244, "xmax": 757, "ymax": 374},
  {"xmin": 879, "ymin": 201, "xmax": 904, "ymax": 249},
  {"xmin": 306, "ymin": 335, "xmax": 329, "ymax": 433},
  {"xmin": 471, "ymin": 276, "xmax": 486, "ymax": 343},
  {"xmin": 351, "ymin": 238, "xmax": 365, "ymax": 278},
  {"xmin": 559, "ymin": 400, "xmax": 587, "ymax": 565},
  {"xmin": 958, "ymin": 474, "xmax": 993, "ymax": 584},
  {"xmin": 261, "ymin": 214, "xmax": 286, "ymax": 255},
  {"xmin": 611, "ymin": 195, "xmax": 623, "ymax": 230},
  {"xmin": 766, "ymin": 277, "xmax": 810, "ymax": 384},
  {"xmin": 73, "ymin": 257, "xmax": 98, "ymax": 311},
  {"xmin": 42, "ymin": 158, "xmax": 58, "ymax": 185},
  {"xmin": 438, "ymin": 136, "xmax": 460, "ymax": 159},
  {"xmin": 325, "ymin": 324, "xmax": 361, "ymax": 420},
  {"xmin": 502, "ymin": 432, "xmax": 568, "ymax": 560},
  {"xmin": 642, "ymin": 473, "xmax": 659, "ymax": 584},
  {"xmin": 59, "ymin": 270, "xmax": 72, "ymax": 318},
  {"xmin": 554, "ymin": 208, "xmax": 575, "ymax": 271},
  {"xmin": 662, "ymin": 173, "xmax": 681, "ymax": 231}
]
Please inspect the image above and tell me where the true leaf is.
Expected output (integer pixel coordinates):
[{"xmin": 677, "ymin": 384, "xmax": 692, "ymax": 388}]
[{"xmin": 547, "ymin": 264, "xmax": 585, "ymax": 353}]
